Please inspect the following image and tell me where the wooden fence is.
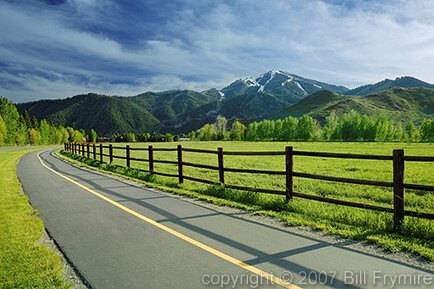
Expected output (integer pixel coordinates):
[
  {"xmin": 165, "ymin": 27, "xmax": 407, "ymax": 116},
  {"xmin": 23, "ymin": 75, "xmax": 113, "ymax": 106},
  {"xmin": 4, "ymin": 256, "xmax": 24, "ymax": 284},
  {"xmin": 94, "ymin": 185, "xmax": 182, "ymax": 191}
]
[{"xmin": 64, "ymin": 143, "xmax": 434, "ymax": 231}]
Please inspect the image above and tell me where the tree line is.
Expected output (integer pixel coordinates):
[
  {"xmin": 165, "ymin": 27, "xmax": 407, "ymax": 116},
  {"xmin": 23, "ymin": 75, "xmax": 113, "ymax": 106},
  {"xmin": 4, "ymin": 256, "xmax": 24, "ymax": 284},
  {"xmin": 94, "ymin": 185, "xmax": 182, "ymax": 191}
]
[
  {"xmin": 192, "ymin": 111, "xmax": 434, "ymax": 142},
  {"xmin": 0, "ymin": 97, "xmax": 95, "ymax": 146}
]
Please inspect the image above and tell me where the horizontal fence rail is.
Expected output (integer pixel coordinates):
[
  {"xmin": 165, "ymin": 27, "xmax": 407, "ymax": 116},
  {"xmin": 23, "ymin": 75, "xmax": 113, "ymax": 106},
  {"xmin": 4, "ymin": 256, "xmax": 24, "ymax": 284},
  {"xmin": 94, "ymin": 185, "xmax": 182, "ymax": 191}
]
[{"xmin": 63, "ymin": 142, "xmax": 434, "ymax": 231}]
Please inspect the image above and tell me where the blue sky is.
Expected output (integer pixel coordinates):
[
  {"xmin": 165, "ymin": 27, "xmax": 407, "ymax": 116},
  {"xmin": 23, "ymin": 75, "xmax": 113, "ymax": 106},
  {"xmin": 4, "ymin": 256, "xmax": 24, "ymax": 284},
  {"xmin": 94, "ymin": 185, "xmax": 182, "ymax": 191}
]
[{"xmin": 1, "ymin": 0, "xmax": 434, "ymax": 103}]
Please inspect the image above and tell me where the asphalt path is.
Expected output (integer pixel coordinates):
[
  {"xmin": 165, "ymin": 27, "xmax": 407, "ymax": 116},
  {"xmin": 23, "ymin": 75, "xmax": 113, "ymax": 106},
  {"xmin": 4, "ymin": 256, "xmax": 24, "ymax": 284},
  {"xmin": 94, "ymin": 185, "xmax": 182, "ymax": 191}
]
[{"xmin": 17, "ymin": 149, "xmax": 433, "ymax": 289}]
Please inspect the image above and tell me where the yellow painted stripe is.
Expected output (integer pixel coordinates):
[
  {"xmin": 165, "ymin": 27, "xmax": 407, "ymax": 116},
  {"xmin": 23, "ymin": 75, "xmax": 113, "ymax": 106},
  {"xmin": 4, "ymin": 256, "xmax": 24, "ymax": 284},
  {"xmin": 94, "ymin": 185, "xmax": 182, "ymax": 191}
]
[{"xmin": 37, "ymin": 152, "xmax": 302, "ymax": 289}]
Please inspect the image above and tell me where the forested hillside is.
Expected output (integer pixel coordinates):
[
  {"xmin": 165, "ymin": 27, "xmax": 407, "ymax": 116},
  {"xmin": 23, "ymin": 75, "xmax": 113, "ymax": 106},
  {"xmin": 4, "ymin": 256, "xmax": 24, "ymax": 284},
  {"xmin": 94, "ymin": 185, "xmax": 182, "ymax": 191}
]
[
  {"xmin": 14, "ymin": 72, "xmax": 434, "ymax": 136},
  {"xmin": 0, "ymin": 96, "xmax": 87, "ymax": 146}
]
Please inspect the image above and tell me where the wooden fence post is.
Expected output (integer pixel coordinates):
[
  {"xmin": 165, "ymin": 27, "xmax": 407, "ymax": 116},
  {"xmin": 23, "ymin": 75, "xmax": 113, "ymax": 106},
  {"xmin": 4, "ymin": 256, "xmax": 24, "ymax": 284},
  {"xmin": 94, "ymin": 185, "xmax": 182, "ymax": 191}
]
[
  {"xmin": 86, "ymin": 143, "xmax": 90, "ymax": 159},
  {"xmin": 178, "ymin": 144, "xmax": 183, "ymax": 184},
  {"xmin": 93, "ymin": 144, "xmax": 96, "ymax": 160},
  {"xmin": 126, "ymin": 145, "xmax": 130, "ymax": 168},
  {"xmin": 285, "ymin": 146, "xmax": 294, "ymax": 201},
  {"xmin": 109, "ymin": 144, "xmax": 113, "ymax": 164},
  {"xmin": 148, "ymin": 145, "xmax": 154, "ymax": 173},
  {"xmin": 99, "ymin": 144, "xmax": 103, "ymax": 163},
  {"xmin": 82, "ymin": 144, "xmax": 85, "ymax": 157},
  {"xmin": 393, "ymin": 149, "xmax": 405, "ymax": 232},
  {"xmin": 218, "ymin": 147, "xmax": 224, "ymax": 185}
]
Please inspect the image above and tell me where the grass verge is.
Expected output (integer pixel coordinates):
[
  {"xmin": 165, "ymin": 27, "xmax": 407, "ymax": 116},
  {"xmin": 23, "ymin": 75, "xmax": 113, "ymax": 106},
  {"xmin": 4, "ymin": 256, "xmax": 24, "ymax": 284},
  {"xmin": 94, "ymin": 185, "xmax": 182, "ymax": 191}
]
[
  {"xmin": 0, "ymin": 148, "xmax": 71, "ymax": 289},
  {"xmin": 58, "ymin": 149, "xmax": 434, "ymax": 263}
]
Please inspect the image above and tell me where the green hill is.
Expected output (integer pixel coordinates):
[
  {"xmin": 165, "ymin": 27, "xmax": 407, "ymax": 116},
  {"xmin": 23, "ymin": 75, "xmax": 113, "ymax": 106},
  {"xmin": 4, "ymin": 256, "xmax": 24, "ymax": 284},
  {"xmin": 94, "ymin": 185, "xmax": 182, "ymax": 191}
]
[
  {"xmin": 273, "ymin": 87, "xmax": 434, "ymax": 124},
  {"xmin": 271, "ymin": 90, "xmax": 346, "ymax": 119},
  {"xmin": 17, "ymin": 90, "xmax": 220, "ymax": 135},
  {"xmin": 17, "ymin": 93, "xmax": 160, "ymax": 135},
  {"xmin": 14, "ymin": 72, "xmax": 434, "ymax": 136},
  {"xmin": 131, "ymin": 90, "xmax": 219, "ymax": 121},
  {"xmin": 345, "ymin": 76, "xmax": 434, "ymax": 96}
]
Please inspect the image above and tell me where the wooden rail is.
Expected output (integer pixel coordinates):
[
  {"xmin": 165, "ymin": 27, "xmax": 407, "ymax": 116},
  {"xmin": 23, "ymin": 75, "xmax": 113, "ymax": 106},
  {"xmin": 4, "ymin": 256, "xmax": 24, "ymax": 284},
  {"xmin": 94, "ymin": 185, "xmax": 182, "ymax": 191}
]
[{"xmin": 64, "ymin": 142, "xmax": 434, "ymax": 231}]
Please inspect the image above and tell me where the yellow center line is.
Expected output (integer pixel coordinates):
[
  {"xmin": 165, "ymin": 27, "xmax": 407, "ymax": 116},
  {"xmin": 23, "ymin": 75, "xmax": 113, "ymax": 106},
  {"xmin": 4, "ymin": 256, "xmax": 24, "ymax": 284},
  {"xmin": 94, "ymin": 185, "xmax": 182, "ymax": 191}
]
[{"xmin": 37, "ymin": 152, "xmax": 302, "ymax": 289}]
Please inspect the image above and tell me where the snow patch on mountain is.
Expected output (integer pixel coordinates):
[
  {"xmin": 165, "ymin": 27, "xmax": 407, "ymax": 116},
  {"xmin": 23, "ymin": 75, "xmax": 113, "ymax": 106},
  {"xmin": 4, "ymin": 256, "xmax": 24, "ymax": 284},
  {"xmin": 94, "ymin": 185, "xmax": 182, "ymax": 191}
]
[
  {"xmin": 282, "ymin": 76, "xmax": 294, "ymax": 86},
  {"xmin": 295, "ymin": 81, "xmax": 308, "ymax": 96},
  {"xmin": 263, "ymin": 70, "xmax": 276, "ymax": 87},
  {"xmin": 244, "ymin": 78, "xmax": 259, "ymax": 87}
]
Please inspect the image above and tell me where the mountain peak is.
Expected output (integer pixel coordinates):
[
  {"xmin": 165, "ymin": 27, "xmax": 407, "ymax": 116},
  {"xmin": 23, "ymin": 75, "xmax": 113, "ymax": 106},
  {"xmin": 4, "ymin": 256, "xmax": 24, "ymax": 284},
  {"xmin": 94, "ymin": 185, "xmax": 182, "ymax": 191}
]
[{"xmin": 221, "ymin": 70, "xmax": 349, "ymax": 100}]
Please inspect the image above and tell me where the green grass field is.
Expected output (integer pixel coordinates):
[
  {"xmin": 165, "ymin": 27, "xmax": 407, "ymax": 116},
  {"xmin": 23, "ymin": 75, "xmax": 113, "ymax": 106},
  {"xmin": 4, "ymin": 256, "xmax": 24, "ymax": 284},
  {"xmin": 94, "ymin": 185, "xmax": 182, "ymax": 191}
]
[
  {"xmin": 64, "ymin": 141, "xmax": 434, "ymax": 261},
  {"xmin": 0, "ymin": 148, "xmax": 70, "ymax": 289}
]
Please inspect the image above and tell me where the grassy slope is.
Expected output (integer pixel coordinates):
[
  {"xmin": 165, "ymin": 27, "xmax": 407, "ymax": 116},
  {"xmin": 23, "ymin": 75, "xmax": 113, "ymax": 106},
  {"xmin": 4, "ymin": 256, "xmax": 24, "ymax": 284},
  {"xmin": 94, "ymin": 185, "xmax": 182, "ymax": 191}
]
[
  {"xmin": 271, "ymin": 90, "xmax": 346, "ymax": 119},
  {"xmin": 273, "ymin": 87, "xmax": 434, "ymax": 124},
  {"xmin": 62, "ymin": 141, "xmax": 434, "ymax": 262},
  {"xmin": 0, "ymin": 148, "xmax": 70, "ymax": 289}
]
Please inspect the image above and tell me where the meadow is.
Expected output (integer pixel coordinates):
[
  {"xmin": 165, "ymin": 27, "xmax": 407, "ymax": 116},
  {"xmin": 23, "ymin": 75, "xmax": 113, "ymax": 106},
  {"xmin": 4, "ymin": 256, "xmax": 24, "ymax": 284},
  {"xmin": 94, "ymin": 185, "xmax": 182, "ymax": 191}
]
[
  {"xmin": 0, "ymin": 147, "xmax": 70, "ymax": 288},
  {"xmin": 65, "ymin": 141, "xmax": 434, "ymax": 261}
]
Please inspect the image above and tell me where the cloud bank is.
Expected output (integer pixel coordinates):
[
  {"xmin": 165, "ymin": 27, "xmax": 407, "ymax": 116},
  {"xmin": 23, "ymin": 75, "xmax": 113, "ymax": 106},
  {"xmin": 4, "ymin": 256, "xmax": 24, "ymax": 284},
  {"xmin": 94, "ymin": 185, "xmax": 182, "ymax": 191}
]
[{"xmin": 1, "ymin": 0, "xmax": 433, "ymax": 102}]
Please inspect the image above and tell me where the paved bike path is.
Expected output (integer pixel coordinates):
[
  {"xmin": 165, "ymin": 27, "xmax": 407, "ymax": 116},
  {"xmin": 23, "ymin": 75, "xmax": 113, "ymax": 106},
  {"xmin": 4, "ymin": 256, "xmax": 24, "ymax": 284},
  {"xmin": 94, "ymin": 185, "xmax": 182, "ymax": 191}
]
[{"xmin": 17, "ymin": 149, "xmax": 433, "ymax": 288}]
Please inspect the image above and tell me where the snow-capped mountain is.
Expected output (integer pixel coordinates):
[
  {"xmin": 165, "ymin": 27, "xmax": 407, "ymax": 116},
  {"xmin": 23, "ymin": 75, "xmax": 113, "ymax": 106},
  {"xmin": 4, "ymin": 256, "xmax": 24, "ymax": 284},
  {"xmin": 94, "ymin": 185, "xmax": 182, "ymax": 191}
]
[
  {"xmin": 18, "ymin": 70, "xmax": 434, "ymax": 135},
  {"xmin": 220, "ymin": 70, "xmax": 349, "ymax": 102}
]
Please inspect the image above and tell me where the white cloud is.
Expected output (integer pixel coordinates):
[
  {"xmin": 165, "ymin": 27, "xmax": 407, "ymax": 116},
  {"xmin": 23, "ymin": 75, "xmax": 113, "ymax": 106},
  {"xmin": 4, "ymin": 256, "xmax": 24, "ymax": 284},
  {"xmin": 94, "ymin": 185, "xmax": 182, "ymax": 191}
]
[{"xmin": 1, "ymin": 0, "xmax": 434, "ymax": 102}]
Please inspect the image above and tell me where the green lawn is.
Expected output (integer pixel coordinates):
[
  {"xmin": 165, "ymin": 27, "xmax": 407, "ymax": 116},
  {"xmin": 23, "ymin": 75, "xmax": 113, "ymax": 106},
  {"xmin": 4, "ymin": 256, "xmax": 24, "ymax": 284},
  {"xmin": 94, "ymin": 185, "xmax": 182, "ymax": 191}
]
[
  {"xmin": 64, "ymin": 141, "xmax": 434, "ymax": 261},
  {"xmin": 0, "ymin": 148, "xmax": 70, "ymax": 289}
]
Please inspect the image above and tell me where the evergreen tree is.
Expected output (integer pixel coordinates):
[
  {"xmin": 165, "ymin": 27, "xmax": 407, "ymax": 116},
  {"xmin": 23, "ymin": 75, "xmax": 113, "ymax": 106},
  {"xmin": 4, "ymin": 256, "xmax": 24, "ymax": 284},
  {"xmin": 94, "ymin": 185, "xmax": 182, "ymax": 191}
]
[
  {"xmin": 16, "ymin": 122, "xmax": 29, "ymax": 146},
  {"xmin": 31, "ymin": 116, "xmax": 38, "ymax": 130},
  {"xmin": 21, "ymin": 110, "xmax": 32, "ymax": 128},
  {"xmin": 0, "ymin": 97, "xmax": 20, "ymax": 144},
  {"xmin": 28, "ymin": 128, "xmax": 41, "ymax": 145},
  {"xmin": 39, "ymin": 119, "xmax": 51, "ymax": 145},
  {"xmin": 59, "ymin": 126, "xmax": 70, "ymax": 144},
  {"xmin": 88, "ymin": 129, "xmax": 98, "ymax": 143}
]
